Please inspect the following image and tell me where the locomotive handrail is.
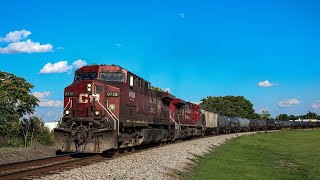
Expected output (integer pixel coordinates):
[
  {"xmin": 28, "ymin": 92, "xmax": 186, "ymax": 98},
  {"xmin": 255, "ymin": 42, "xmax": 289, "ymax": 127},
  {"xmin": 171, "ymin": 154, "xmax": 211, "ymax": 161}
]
[
  {"xmin": 55, "ymin": 97, "xmax": 73, "ymax": 123},
  {"xmin": 96, "ymin": 100, "xmax": 120, "ymax": 135}
]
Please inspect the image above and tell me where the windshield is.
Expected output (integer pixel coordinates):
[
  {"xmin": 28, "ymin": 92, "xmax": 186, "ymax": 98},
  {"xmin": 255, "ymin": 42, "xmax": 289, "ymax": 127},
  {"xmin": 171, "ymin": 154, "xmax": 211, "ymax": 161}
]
[
  {"xmin": 99, "ymin": 72, "xmax": 125, "ymax": 82},
  {"xmin": 76, "ymin": 73, "xmax": 96, "ymax": 82}
]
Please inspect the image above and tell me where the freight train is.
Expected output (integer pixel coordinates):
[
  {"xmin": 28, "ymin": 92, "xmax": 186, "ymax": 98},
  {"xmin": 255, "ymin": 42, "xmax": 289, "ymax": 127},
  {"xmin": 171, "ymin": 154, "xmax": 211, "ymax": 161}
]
[{"xmin": 54, "ymin": 64, "xmax": 320, "ymax": 153}]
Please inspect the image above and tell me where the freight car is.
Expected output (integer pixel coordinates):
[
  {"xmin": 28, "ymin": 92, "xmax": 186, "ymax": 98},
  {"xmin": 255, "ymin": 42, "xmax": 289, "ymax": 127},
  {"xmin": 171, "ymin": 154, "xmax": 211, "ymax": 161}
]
[{"xmin": 54, "ymin": 64, "xmax": 320, "ymax": 153}]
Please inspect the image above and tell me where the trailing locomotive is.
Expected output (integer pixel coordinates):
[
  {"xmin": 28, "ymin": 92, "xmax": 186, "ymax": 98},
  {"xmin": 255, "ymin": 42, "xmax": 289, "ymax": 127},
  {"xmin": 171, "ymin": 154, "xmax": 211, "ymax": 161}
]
[{"xmin": 54, "ymin": 64, "xmax": 320, "ymax": 153}]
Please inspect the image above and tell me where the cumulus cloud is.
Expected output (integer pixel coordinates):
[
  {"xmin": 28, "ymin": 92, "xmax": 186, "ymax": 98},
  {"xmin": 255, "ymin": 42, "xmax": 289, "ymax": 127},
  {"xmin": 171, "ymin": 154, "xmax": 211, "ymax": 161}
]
[
  {"xmin": 0, "ymin": 30, "xmax": 53, "ymax": 54},
  {"xmin": 258, "ymin": 80, "xmax": 278, "ymax": 87},
  {"xmin": 32, "ymin": 91, "xmax": 51, "ymax": 99},
  {"xmin": 40, "ymin": 61, "xmax": 73, "ymax": 74},
  {"xmin": 72, "ymin": 59, "xmax": 88, "ymax": 69},
  {"xmin": 56, "ymin": 46, "xmax": 64, "ymax": 50},
  {"xmin": 278, "ymin": 98, "xmax": 300, "ymax": 107},
  {"xmin": 0, "ymin": 39, "xmax": 53, "ymax": 54},
  {"xmin": 32, "ymin": 91, "xmax": 63, "ymax": 107},
  {"xmin": 164, "ymin": 88, "xmax": 171, "ymax": 93},
  {"xmin": 311, "ymin": 101, "xmax": 320, "ymax": 110},
  {"xmin": 0, "ymin": 30, "xmax": 31, "ymax": 42},
  {"xmin": 38, "ymin": 100, "xmax": 63, "ymax": 107},
  {"xmin": 40, "ymin": 60, "xmax": 88, "ymax": 74}
]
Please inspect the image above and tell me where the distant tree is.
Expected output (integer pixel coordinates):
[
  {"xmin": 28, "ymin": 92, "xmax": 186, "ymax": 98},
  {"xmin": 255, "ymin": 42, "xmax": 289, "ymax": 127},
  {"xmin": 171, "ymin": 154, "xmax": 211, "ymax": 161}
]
[
  {"xmin": 288, "ymin": 115, "xmax": 296, "ymax": 120},
  {"xmin": 259, "ymin": 110, "xmax": 272, "ymax": 120},
  {"xmin": 303, "ymin": 111, "xmax": 317, "ymax": 119},
  {"xmin": 21, "ymin": 118, "xmax": 31, "ymax": 147},
  {"xmin": 276, "ymin": 114, "xmax": 289, "ymax": 120},
  {"xmin": 201, "ymin": 96, "xmax": 257, "ymax": 118},
  {"xmin": 20, "ymin": 116, "xmax": 54, "ymax": 147},
  {"xmin": 150, "ymin": 86, "xmax": 164, "ymax": 92}
]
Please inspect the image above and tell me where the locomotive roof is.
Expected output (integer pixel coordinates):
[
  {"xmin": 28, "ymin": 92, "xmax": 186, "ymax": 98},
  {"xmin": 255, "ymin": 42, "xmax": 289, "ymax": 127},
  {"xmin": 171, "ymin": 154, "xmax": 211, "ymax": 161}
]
[
  {"xmin": 75, "ymin": 64, "xmax": 199, "ymax": 107},
  {"xmin": 76, "ymin": 64, "xmax": 150, "ymax": 84}
]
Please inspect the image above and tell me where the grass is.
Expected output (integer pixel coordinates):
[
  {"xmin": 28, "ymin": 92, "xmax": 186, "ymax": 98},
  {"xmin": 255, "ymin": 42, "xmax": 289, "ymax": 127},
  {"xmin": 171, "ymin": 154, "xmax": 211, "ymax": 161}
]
[{"xmin": 180, "ymin": 130, "xmax": 320, "ymax": 180}]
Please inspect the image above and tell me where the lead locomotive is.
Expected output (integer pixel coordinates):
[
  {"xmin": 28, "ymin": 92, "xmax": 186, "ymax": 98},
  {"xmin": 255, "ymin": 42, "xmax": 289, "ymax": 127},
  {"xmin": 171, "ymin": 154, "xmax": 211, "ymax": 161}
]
[{"xmin": 54, "ymin": 64, "xmax": 202, "ymax": 153}]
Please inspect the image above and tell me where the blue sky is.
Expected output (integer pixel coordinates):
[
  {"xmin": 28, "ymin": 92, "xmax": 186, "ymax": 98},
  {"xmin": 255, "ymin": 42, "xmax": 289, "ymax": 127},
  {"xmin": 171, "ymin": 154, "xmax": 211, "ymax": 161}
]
[{"xmin": 1, "ymin": 0, "xmax": 320, "ymax": 121}]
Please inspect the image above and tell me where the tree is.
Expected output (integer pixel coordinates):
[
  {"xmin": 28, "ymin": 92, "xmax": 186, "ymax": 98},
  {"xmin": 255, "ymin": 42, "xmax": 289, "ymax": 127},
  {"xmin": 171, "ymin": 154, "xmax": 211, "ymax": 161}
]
[
  {"xmin": 150, "ymin": 86, "xmax": 164, "ymax": 92},
  {"xmin": 288, "ymin": 115, "xmax": 296, "ymax": 120},
  {"xmin": 303, "ymin": 111, "xmax": 317, "ymax": 119},
  {"xmin": 276, "ymin": 114, "xmax": 289, "ymax": 120},
  {"xmin": 259, "ymin": 110, "xmax": 272, "ymax": 120},
  {"xmin": 200, "ymin": 96, "xmax": 258, "ymax": 118},
  {"xmin": 0, "ymin": 71, "xmax": 39, "ymax": 117},
  {"xmin": 0, "ymin": 71, "xmax": 39, "ymax": 147},
  {"xmin": 20, "ymin": 116, "xmax": 54, "ymax": 147}
]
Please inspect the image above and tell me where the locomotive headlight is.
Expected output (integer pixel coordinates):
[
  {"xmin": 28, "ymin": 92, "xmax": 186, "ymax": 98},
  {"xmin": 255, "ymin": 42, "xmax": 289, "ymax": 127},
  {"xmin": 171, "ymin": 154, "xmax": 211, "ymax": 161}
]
[
  {"xmin": 87, "ymin": 83, "xmax": 92, "ymax": 92},
  {"xmin": 94, "ymin": 110, "xmax": 100, "ymax": 116},
  {"xmin": 65, "ymin": 110, "xmax": 70, "ymax": 115}
]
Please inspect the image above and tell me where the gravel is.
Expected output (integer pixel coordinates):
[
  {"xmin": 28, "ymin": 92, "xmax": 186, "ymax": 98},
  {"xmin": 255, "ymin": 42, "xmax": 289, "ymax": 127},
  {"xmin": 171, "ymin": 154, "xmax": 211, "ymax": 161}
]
[
  {"xmin": 43, "ymin": 132, "xmax": 258, "ymax": 180},
  {"xmin": 0, "ymin": 145, "xmax": 57, "ymax": 165}
]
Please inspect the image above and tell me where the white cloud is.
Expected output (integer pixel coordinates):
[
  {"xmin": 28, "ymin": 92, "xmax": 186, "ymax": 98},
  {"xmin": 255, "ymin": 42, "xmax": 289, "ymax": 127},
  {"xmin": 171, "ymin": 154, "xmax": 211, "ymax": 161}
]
[
  {"xmin": 32, "ymin": 91, "xmax": 51, "ymax": 99},
  {"xmin": 0, "ymin": 39, "xmax": 53, "ymax": 54},
  {"xmin": 311, "ymin": 100, "xmax": 320, "ymax": 110},
  {"xmin": 40, "ymin": 59, "xmax": 88, "ymax": 74},
  {"xmin": 40, "ymin": 61, "xmax": 73, "ymax": 74},
  {"xmin": 32, "ymin": 90, "xmax": 63, "ymax": 108},
  {"xmin": 164, "ymin": 88, "xmax": 171, "ymax": 93},
  {"xmin": 278, "ymin": 98, "xmax": 300, "ymax": 107},
  {"xmin": 191, "ymin": 101, "xmax": 201, "ymax": 105},
  {"xmin": 0, "ymin": 30, "xmax": 53, "ymax": 54},
  {"xmin": 179, "ymin": 13, "xmax": 185, "ymax": 19},
  {"xmin": 258, "ymin": 80, "xmax": 278, "ymax": 87},
  {"xmin": 0, "ymin": 30, "xmax": 31, "ymax": 42},
  {"xmin": 45, "ymin": 121, "xmax": 58, "ymax": 131},
  {"xmin": 38, "ymin": 99, "xmax": 63, "ymax": 107},
  {"xmin": 56, "ymin": 46, "xmax": 64, "ymax": 50},
  {"xmin": 72, "ymin": 59, "xmax": 87, "ymax": 69}
]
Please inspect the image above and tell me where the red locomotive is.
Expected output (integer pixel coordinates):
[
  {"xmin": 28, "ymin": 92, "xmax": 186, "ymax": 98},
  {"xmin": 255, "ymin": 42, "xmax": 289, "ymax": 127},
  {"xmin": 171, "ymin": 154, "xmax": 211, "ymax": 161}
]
[{"xmin": 54, "ymin": 64, "xmax": 203, "ymax": 153}]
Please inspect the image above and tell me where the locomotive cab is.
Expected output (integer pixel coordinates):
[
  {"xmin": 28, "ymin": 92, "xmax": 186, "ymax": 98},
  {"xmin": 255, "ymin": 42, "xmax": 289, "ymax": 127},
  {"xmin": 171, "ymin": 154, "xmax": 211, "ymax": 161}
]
[{"xmin": 55, "ymin": 65, "xmax": 122, "ymax": 153}]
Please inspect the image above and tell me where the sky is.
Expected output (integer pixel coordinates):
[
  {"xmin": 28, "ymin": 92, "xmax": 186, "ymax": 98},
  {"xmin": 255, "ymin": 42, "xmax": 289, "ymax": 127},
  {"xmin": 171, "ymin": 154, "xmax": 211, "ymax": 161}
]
[{"xmin": 0, "ymin": 0, "xmax": 320, "ymax": 121}]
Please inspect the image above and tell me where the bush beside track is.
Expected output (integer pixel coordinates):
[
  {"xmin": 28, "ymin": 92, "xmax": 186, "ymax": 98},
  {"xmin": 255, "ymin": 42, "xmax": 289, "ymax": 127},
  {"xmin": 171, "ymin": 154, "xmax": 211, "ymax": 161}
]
[{"xmin": 181, "ymin": 129, "xmax": 320, "ymax": 180}]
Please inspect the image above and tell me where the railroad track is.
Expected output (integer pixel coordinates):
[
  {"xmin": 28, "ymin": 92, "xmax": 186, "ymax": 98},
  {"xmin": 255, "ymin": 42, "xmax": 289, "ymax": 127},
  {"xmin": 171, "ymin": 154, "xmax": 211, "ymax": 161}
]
[
  {"xmin": 0, "ymin": 130, "xmax": 284, "ymax": 179},
  {"xmin": 0, "ymin": 153, "xmax": 104, "ymax": 179}
]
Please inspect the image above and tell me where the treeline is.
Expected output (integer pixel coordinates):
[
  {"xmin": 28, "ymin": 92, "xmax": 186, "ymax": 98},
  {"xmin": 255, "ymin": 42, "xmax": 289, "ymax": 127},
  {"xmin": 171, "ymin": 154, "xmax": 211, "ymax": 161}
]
[
  {"xmin": 275, "ymin": 112, "xmax": 320, "ymax": 121},
  {"xmin": 0, "ymin": 71, "xmax": 53, "ymax": 147},
  {"xmin": 201, "ymin": 96, "xmax": 320, "ymax": 121}
]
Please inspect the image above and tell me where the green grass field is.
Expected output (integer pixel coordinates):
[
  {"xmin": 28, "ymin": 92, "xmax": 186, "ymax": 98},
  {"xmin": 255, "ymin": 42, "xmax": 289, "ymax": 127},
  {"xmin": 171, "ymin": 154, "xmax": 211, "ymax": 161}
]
[{"xmin": 183, "ymin": 130, "xmax": 320, "ymax": 180}]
